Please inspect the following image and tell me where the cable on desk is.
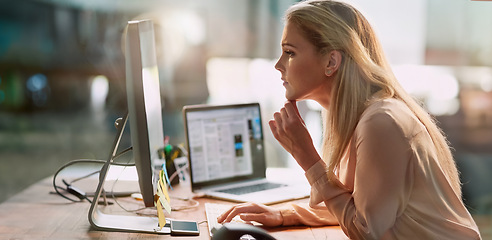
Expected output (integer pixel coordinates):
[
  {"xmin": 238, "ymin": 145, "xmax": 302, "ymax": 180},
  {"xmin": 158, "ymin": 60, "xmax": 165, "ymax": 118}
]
[
  {"xmin": 170, "ymin": 195, "xmax": 200, "ymax": 211},
  {"xmin": 52, "ymin": 147, "xmax": 134, "ymax": 203},
  {"xmin": 166, "ymin": 162, "xmax": 201, "ymax": 211},
  {"xmin": 109, "ymin": 156, "xmax": 151, "ymax": 213},
  {"xmin": 109, "ymin": 157, "xmax": 199, "ymax": 213},
  {"xmin": 53, "ymin": 144, "xmax": 200, "ymax": 215},
  {"xmin": 197, "ymin": 220, "xmax": 208, "ymax": 225}
]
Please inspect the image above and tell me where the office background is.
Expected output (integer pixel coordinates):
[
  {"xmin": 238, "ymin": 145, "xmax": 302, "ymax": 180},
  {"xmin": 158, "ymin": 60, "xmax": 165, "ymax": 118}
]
[{"xmin": 1, "ymin": 0, "xmax": 492, "ymax": 218}]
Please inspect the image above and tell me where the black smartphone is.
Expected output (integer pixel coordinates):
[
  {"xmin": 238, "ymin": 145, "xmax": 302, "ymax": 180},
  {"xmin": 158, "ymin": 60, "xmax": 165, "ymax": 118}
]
[{"xmin": 170, "ymin": 220, "xmax": 200, "ymax": 236}]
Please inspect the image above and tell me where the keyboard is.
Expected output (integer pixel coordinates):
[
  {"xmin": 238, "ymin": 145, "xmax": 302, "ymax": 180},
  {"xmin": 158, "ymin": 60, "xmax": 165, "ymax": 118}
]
[
  {"xmin": 205, "ymin": 203, "xmax": 247, "ymax": 236},
  {"xmin": 216, "ymin": 182, "xmax": 284, "ymax": 195}
]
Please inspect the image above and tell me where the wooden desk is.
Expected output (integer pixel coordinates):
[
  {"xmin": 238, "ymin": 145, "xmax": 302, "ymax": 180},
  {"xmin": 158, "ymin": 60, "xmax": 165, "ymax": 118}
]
[{"xmin": 0, "ymin": 172, "xmax": 348, "ymax": 240}]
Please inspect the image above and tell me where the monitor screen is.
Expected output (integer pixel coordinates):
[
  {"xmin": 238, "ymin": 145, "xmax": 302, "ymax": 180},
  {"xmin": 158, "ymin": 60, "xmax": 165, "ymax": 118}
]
[{"xmin": 125, "ymin": 19, "xmax": 164, "ymax": 207}]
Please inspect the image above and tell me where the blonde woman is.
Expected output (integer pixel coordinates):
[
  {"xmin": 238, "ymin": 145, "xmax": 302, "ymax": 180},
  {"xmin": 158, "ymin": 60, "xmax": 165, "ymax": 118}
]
[{"xmin": 218, "ymin": 0, "xmax": 481, "ymax": 239}]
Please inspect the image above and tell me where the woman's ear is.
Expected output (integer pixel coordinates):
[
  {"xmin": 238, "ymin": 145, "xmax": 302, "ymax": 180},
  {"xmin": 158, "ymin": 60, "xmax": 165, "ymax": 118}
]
[{"xmin": 325, "ymin": 50, "xmax": 342, "ymax": 77}]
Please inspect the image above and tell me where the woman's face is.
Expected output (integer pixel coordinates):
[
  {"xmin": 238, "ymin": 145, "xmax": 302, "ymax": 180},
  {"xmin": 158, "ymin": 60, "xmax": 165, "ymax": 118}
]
[{"xmin": 275, "ymin": 20, "xmax": 332, "ymax": 105}]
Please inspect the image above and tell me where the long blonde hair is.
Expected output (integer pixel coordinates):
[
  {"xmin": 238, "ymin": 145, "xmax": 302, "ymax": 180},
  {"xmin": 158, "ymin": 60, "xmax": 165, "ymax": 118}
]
[{"xmin": 285, "ymin": 0, "xmax": 461, "ymax": 195}]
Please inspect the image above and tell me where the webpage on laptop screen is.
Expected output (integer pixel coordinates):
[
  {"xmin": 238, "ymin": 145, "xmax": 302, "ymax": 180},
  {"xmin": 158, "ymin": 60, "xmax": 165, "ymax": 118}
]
[{"xmin": 187, "ymin": 107, "xmax": 262, "ymax": 183}]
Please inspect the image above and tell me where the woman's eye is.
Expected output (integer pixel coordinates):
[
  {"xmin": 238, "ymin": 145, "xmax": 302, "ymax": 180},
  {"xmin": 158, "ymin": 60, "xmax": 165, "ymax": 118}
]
[{"xmin": 284, "ymin": 50, "xmax": 294, "ymax": 56}]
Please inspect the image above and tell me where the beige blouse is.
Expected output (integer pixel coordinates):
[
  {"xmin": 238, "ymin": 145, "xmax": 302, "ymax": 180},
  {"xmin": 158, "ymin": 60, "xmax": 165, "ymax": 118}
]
[{"xmin": 280, "ymin": 98, "xmax": 481, "ymax": 239}]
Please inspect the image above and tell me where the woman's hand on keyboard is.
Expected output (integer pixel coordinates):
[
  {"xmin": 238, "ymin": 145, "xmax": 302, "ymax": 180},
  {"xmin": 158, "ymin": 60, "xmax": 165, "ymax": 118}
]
[{"xmin": 217, "ymin": 202, "xmax": 283, "ymax": 227}]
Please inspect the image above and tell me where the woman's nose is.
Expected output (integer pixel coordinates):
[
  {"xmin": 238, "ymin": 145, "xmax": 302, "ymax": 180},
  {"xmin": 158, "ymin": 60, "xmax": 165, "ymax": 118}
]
[{"xmin": 274, "ymin": 58, "xmax": 283, "ymax": 73}]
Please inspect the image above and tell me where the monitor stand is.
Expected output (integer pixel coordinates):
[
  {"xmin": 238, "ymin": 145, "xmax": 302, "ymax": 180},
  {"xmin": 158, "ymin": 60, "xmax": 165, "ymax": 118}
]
[{"xmin": 87, "ymin": 113, "xmax": 170, "ymax": 234}]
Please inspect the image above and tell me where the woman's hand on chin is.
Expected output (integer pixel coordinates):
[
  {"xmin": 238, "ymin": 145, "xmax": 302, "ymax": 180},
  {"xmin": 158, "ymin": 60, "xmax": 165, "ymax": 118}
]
[{"xmin": 269, "ymin": 101, "xmax": 320, "ymax": 171}]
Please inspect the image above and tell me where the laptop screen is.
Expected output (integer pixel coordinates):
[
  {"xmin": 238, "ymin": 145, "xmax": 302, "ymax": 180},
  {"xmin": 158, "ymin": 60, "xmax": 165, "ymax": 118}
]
[{"xmin": 183, "ymin": 103, "xmax": 267, "ymax": 190}]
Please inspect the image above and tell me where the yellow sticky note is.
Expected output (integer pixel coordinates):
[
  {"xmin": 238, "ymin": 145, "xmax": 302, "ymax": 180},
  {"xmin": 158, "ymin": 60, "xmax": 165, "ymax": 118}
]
[
  {"xmin": 158, "ymin": 175, "xmax": 171, "ymax": 203},
  {"xmin": 154, "ymin": 195, "xmax": 166, "ymax": 229},
  {"xmin": 157, "ymin": 184, "xmax": 172, "ymax": 214},
  {"xmin": 157, "ymin": 170, "xmax": 171, "ymax": 213}
]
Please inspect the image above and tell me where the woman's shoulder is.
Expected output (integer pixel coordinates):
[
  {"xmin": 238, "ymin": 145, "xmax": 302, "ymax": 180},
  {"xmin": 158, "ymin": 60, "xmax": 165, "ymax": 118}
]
[
  {"xmin": 362, "ymin": 98, "xmax": 410, "ymax": 117},
  {"xmin": 357, "ymin": 98, "xmax": 425, "ymax": 139}
]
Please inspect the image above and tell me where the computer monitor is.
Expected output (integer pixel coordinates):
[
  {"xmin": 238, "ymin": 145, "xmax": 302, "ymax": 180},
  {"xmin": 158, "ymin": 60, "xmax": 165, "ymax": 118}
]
[
  {"xmin": 88, "ymin": 19, "xmax": 169, "ymax": 234},
  {"xmin": 125, "ymin": 19, "xmax": 164, "ymax": 208}
]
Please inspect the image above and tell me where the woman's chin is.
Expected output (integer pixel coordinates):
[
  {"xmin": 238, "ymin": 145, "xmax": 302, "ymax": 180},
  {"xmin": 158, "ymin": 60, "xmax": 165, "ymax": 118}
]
[
  {"xmin": 285, "ymin": 93, "xmax": 294, "ymax": 101},
  {"xmin": 285, "ymin": 91, "xmax": 299, "ymax": 101}
]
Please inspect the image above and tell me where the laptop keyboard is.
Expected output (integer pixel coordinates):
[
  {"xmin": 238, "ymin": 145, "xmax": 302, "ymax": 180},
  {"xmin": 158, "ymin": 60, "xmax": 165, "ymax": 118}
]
[{"xmin": 217, "ymin": 182, "xmax": 285, "ymax": 195}]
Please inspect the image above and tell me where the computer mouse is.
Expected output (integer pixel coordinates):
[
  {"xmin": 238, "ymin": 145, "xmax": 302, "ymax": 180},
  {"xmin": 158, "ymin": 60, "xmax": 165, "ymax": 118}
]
[{"xmin": 211, "ymin": 223, "xmax": 276, "ymax": 240}]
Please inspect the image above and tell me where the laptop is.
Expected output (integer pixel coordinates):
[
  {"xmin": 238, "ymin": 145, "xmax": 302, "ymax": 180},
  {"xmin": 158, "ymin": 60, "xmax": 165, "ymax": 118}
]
[{"xmin": 182, "ymin": 102, "xmax": 310, "ymax": 205}]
